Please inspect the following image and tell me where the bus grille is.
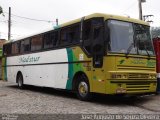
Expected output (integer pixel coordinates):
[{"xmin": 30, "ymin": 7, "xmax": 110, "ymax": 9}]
[
  {"xmin": 126, "ymin": 82, "xmax": 150, "ymax": 92},
  {"xmin": 128, "ymin": 73, "xmax": 149, "ymax": 79}
]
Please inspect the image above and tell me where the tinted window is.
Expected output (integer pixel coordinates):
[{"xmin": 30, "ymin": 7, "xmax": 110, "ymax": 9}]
[
  {"xmin": 31, "ymin": 35, "xmax": 43, "ymax": 51},
  {"xmin": 44, "ymin": 31, "xmax": 58, "ymax": 49},
  {"xmin": 12, "ymin": 42, "xmax": 20, "ymax": 54},
  {"xmin": 83, "ymin": 20, "xmax": 92, "ymax": 54},
  {"xmin": 21, "ymin": 38, "xmax": 30, "ymax": 53},
  {"xmin": 83, "ymin": 20, "xmax": 91, "ymax": 40},
  {"xmin": 60, "ymin": 24, "xmax": 80, "ymax": 46},
  {"xmin": 69, "ymin": 25, "xmax": 80, "ymax": 43},
  {"xmin": 3, "ymin": 44, "xmax": 12, "ymax": 56},
  {"xmin": 60, "ymin": 28, "xmax": 68, "ymax": 45}
]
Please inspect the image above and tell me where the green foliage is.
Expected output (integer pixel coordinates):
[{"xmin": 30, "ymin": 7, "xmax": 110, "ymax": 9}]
[{"xmin": 151, "ymin": 27, "xmax": 160, "ymax": 38}]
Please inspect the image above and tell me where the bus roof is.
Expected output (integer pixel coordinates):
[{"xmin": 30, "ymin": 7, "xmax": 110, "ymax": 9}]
[
  {"xmin": 11, "ymin": 13, "xmax": 149, "ymax": 42},
  {"xmin": 60, "ymin": 13, "xmax": 149, "ymax": 27}
]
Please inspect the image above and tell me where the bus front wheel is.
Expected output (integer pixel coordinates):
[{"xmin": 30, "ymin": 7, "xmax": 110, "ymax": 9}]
[
  {"xmin": 76, "ymin": 75, "xmax": 91, "ymax": 101},
  {"xmin": 17, "ymin": 73, "xmax": 24, "ymax": 89}
]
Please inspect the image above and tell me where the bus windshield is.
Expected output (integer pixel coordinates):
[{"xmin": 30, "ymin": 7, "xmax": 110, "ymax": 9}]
[{"xmin": 107, "ymin": 20, "xmax": 154, "ymax": 56}]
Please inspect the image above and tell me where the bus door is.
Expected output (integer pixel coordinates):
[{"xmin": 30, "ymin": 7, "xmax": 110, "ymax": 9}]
[{"xmin": 91, "ymin": 18, "xmax": 106, "ymax": 94}]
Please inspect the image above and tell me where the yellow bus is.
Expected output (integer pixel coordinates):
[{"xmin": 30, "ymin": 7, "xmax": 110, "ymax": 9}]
[{"xmin": 2, "ymin": 13, "xmax": 157, "ymax": 100}]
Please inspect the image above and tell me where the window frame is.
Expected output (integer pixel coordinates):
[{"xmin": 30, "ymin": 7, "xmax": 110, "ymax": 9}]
[
  {"xmin": 3, "ymin": 43, "xmax": 12, "ymax": 56},
  {"xmin": 82, "ymin": 17, "xmax": 104, "ymax": 57},
  {"xmin": 105, "ymin": 19, "xmax": 154, "ymax": 56},
  {"xmin": 43, "ymin": 30, "xmax": 59, "ymax": 49},
  {"xmin": 107, "ymin": 19, "xmax": 135, "ymax": 54},
  {"xmin": 11, "ymin": 41, "xmax": 20, "ymax": 55},
  {"xmin": 20, "ymin": 38, "xmax": 31, "ymax": 54},
  {"xmin": 31, "ymin": 34, "xmax": 43, "ymax": 52},
  {"xmin": 59, "ymin": 22, "xmax": 81, "ymax": 47},
  {"xmin": 3, "ymin": 18, "xmax": 104, "ymax": 57}
]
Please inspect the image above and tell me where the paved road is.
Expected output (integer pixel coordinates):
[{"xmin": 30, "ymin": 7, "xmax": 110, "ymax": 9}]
[{"xmin": 0, "ymin": 81, "xmax": 160, "ymax": 115}]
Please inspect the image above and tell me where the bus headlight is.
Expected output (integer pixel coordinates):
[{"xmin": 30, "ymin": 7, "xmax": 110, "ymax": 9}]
[
  {"xmin": 150, "ymin": 74, "xmax": 156, "ymax": 79},
  {"xmin": 149, "ymin": 74, "xmax": 156, "ymax": 79}
]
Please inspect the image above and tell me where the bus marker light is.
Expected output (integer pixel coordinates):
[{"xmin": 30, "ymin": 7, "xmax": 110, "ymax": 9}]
[{"xmin": 98, "ymin": 80, "xmax": 105, "ymax": 82}]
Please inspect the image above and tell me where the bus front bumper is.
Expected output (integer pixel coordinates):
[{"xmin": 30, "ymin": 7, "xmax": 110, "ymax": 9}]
[{"xmin": 106, "ymin": 80, "xmax": 157, "ymax": 95}]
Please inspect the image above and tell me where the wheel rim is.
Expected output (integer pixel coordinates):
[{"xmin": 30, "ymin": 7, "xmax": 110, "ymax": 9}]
[{"xmin": 78, "ymin": 81, "xmax": 88, "ymax": 97}]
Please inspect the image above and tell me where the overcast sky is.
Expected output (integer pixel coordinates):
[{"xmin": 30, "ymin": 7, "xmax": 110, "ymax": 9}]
[{"xmin": 0, "ymin": 0, "xmax": 160, "ymax": 40}]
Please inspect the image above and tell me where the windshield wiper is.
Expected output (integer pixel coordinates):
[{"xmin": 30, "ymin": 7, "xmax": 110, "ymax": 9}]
[
  {"xmin": 143, "ymin": 41, "xmax": 150, "ymax": 59},
  {"xmin": 125, "ymin": 43, "xmax": 134, "ymax": 57},
  {"xmin": 138, "ymin": 39, "xmax": 151, "ymax": 59}
]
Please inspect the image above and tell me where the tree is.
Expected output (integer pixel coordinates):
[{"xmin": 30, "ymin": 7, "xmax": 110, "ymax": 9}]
[
  {"xmin": 151, "ymin": 27, "xmax": 160, "ymax": 38},
  {"xmin": 0, "ymin": 6, "xmax": 4, "ymax": 16},
  {"xmin": 0, "ymin": 6, "xmax": 3, "ymax": 14}
]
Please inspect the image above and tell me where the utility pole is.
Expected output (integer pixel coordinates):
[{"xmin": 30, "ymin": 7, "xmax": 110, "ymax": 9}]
[
  {"xmin": 53, "ymin": 19, "xmax": 59, "ymax": 29},
  {"xmin": 8, "ymin": 7, "xmax": 11, "ymax": 41},
  {"xmin": 56, "ymin": 18, "xmax": 58, "ymax": 26},
  {"xmin": 138, "ymin": 0, "xmax": 146, "ymax": 20},
  {"xmin": 143, "ymin": 15, "xmax": 154, "ymax": 23}
]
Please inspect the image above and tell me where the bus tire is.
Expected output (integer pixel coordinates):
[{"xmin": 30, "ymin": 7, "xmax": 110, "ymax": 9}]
[
  {"xmin": 17, "ymin": 73, "xmax": 24, "ymax": 89},
  {"xmin": 76, "ymin": 74, "xmax": 92, "ymax": 101}
]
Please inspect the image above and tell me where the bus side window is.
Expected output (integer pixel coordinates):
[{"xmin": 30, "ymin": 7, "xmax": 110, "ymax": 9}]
[
  {"xmin": 60, "ymin": 27, "xmax": 69, "ymax": 46},
  {"xmin": 44, "ymin": 32, "xmax": 53, "ymax": 49},
  {"xmin": 83, "ymin": 20, "xmax": 92, "ymax": 55},
  {"xmin": 44, "ymin": 31, "xmax": 58, "ymax": 49},
  {"xmin": 68, "ymin": 24, "xmax": 80, "ymax": 44},
  {"xmin": 53, "ymin": 31, "xmax": 58, "ymax": 46},
  {"xmin": 3, "ymin": 44, "xmax": 12, "ymax": 56},
  {"xmin": 21, "ymin": 38, "xmax": 30, "ymax": 53},
  {"xmin": 31, "ymin": 35, "xmax": 43, "ymax": 51},
  {"xmin": 12, "ymin": 42, "xmax": 20, "ymax": 55},
  {"xmin": 60, "ymin": 24, "xmax": 80, "ymax": 46}
]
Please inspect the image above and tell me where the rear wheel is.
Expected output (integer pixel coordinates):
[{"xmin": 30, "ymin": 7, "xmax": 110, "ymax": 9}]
[
  {"xmin": 17, "ymin": 73, "xmax": 24, "ymax": 89},
  {"xmin": 76, "ymin": 75, "xmax": 91, "ymax": 101}
]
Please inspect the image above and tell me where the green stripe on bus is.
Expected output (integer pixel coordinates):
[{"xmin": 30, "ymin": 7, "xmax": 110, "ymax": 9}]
[{"xmin": 66, "ymin": 48, "xmax": 74, "ymax": 90}]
